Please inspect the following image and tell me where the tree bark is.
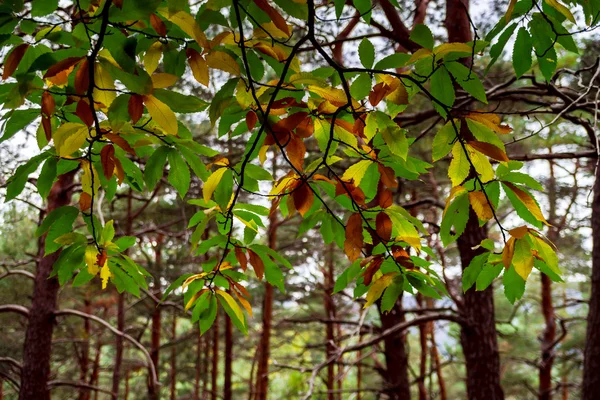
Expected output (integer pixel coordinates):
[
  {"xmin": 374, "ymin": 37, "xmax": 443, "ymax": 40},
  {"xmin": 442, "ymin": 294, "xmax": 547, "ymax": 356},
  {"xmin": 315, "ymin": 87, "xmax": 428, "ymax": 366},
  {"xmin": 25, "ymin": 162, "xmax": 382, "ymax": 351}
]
[
  {"xmin": 149, "ymin": 234, "xmax": 164, "ymax": 400},
  {"xmin": 170, "ymin": 313, "xmax": 177, "ymax": 400},
  {"xmin": 378, "ymin": 297, "xmax": 411, "ymax": 399},
  {"xmin": 19, "ymin": 171, "xmax": 75, "ymax": 400},
  {"xmin": 224, "ymin": 314, "xmax": 233, "ymax": 400},
  {"xmin": 324, "ymin": 243, "xmax": 337, "ymax": 400},
  {"xmin": 582, "ymin": 160, "xmax": 600, "ymax": 399},
  {"xmin": 253, "ymin": 207, "xmax": 278, "ymax": 400},
  {"xmin": 417, "ymin": 294, "xmax": 429, "ymax": 400},
  {"xmin": 195, "ymin": 325, "xmax": 203, "ymax": 399},
  {"xmin": 211, "ymin": 309, "xmax": 220, "ymax": 400}
]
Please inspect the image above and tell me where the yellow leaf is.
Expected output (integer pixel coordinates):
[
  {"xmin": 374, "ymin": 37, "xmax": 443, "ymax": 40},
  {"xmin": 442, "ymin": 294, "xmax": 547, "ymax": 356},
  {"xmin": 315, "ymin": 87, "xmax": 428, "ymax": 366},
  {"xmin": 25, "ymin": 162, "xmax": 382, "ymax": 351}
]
[
  {"xmin": 93, "ymin": 63, "xmax": 116, "ymax": 109},
  {"xmin": 533, "ymin": 236, "xmax": 561, "ymax": 275},
  {"xmin": 185, "ymin": 288, "xmax": 208, "ymax": 311},
  {"xmin": 159, "ymin": 9, "xmax": 209, "ymax": 48},
  {"xmin": 308, "ymin": 85, "xmax": 348, "ymax": 107},
  {"xmin": 53, "ymin": 122, "xmax": 88, "ymax": 157},
  {"xmin": 187, "ymin": 49, "xmax": 209, "ymax": 86},
  {"xmin": 144, "ymin": 41, "xmax": 162, "ymax": 74},
  {"xmin": 364, "ymin": 273, "xmax": 395, "ymax": 308},
  {"xmin": 182, "ymin": 273, "xmax": 209, "ymax": 290},
  {"xmin": 468, "ymin": 191, "xmax": 494, "ymax": 222},
  {"xmin": 545, "ymin": 0, "xmax": 576, "ymax": 23},
  {"xmin": 434, "ymin": 43, "xmax": 474, "ymax": 58},
  {"xmin": 151, "ymin": 73, "xmax": 179, "ymax": 89},
  {"xmin": 288, "ymin": 72, "xmax": 327, "ymax": 87},
  {"xmin": 502, "ymin": 236, "xmax": 516, "ymax": 269},
  {"xmin": 513, "ymin": 238, "xmax": 534, "ymax": 280},
  {"xmin": 216, "ymin": 289, "xmax": 245, "ymax": 327},
  {"xmin": 504, "ymin": 182, "xmax": 549, "ymax": 225},
  {"xmin": 407, "ymin": 48, "xmax": 433, "ymax": 64},
  {"xmin": 269, "ymin": 174, "xmax": 297, "ymax": 195},
  {"xmin": 233, "ymin": 290, "xmax": 253, "ymax": 317},
  {"xmin": 143, "ymin": 95, "xmax": 178, "ymax": 135},
  {"xmin": 341, "ymin": 160, "xmax": 373, "ymax": 186},
  {"xmin": 85, "ymin": 245, "xmax": 99, "ymax": 275},
  {"xmin": 254, "ymin": 22, "xmax": 290, "ymax": 39},
  {"xmin": 448, "ymin": 141, "xmax": 470, "ymax": 186},
  {"xmin": 100, "ymin": 260, "xmax": 110, "ymax": 289},
  {"xmin": 236, "ymin": 79, "xmax": 254, "ymax": 109},
  {"xmin": 466, "ymin": 113, "xmax": 512, "ymax": 134},
  {"xmin": 203, "ymin": 167, "xmax": 227, "ymax": 202},
  {"xmin": 206, "ymin": 51, "xmax": 240, "ymax": 76},
  {"xmin": 81, "ymin": 160, "xmax": 100, "ymax": 196},
  {"xmin": 467, "ymin": 144, "xmax": 495, "ymax": 182}
]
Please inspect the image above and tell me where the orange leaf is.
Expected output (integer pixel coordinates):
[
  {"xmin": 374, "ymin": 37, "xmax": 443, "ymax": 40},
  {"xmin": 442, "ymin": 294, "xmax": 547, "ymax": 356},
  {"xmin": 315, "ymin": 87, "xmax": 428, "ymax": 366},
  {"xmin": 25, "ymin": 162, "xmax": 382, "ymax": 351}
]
[
  {"xmin": 378, "ymin": 188, "xmax": 393, "ymax": 208},
  {"xmin": 128, "ymin": 95, "xmax": 144, "ymax": 124},
  {"xmin": 286, "ymin": 134, "xmax": 305, "ymax": 171},
  {"xmin": 44, "ymin": 57, "xmax": 84, "ymax": 79},
  {"xmin": 361, "ymin": 256, "xmax": 384, "ymax": 286},
  {"xmin": 296, "ymin": 116, "xmax": 314, "ymax": 138},
  {"xmin": 502, "ymin": 237, "xmax": 516, "ymax": 268},
  {"xmin": 2, "ymin": 43, "xmax": 29, "ymax": 80},
  {"xmin": 344, "ymin": 213, "xmax": 363, "ymax": 261},
  {"xmin": 150, "ymin": 14, "xmax": 167, "ymax": 36},
  {"xmin": 186, "ymin": 48, "xmax": 209, "ymax": 87},
  {"xmin": 503, "ymin": 182, "xmax": 549, "ymax": 225},
  {"xmin": 293, "ymin": 182, "xmax": 314, "ymax": 216},
  {"xmin": 468, "ymin": 191, "xmax": 494, "ymax": 222},
  {"xmin": 273, "ymin": 112, "xmax": 308, "ymax": 133},
  {"xmin": 104, "ymin": 133, "xmax": 135, "ymax": 155},
  {"xmin": 248, "ymin": 249, "xmax": 264, "ymax": 280},
  {"xmin": 76, "ymin": 99, "xmax": 95, "ymax": 127},
  {"xmin": 369, "ymin": 82, "xmax": 390, "ymax": 107},
  {"xmin": 235, "ymin": 247, "xmax": 248, "ymax": 272},
  {"xmin": 79, "ymin": 192, "xmax": 92, "ymax": 211},
  {"xmin": 376, "ymin": 212, "xmax": 392, "ymax": 242},
  {"xmin": 468, "ymin": 140, "xmax": 509, "ymax": 162},
  {"xmin": 509, "ymin": 225, "xmax": 529, "ymax": 239}
]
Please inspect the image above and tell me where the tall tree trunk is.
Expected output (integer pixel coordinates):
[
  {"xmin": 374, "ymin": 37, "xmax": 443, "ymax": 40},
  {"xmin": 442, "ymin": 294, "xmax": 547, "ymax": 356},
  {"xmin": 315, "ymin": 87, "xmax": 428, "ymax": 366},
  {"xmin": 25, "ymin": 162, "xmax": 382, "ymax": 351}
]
[
  {"xmin": 254, "ymin": 206, "xmax": 278, "ymax": 400},
  {"xmin": 582, "ymin": 160, "xmax": 600, "ymax": 399},
  {"xmin": 417, "ymin": 294, "xmax": 429, "ymax": 400},
  {"xmin": 78, "ymin": 297, "xmax": 92, "ymax": 400},
  {"xmin": 445, "ymin": 1, "xmax": 504, "ymax": 399},
  {"xmin": 19, "ymin": 171, "xmax": 75, "ymax": 400},
  {"xmin": 356, "ymin": 341, "xmax": 362, "ymax": 400},
  {"xmin": 324, "ymin": 243, "xmax": 337, "ymax": 400},
  {"xmin": 195, "ymin": 326, "xmax": 202, "ymax": 399},
  {"xmin": 540, "ymin": 161, "xmax": 558, "ymax": 400},
  {"xmin": 211, "ymin": 309, "xmax": 220, "ymax": 400},
  {"xmin": 427, "ymin": 297, "xmax": 447, "ymax": 400},
  {"xmin": 170, "ymin": 313, "xmax": 177, "ymax": 400},
  {"xmin": 112, "ymin": 189, "xmax": 133, "ymax": 399},
  {"xmin": 378, "ymin": 296, "xmax": 411, "ymax": 399},
  {"xmin": 149, "ymin": 234, "xmax": 164, "ymax": 400},
  {"xmin": 224, "ymin": 315, "xmax": 233, "ymax": 400}
]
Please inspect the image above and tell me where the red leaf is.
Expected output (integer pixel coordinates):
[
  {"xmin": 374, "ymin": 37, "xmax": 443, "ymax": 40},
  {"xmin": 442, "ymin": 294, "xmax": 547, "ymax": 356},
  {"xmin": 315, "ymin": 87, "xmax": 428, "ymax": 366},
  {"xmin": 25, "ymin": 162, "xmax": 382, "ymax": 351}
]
[
  {"xmin": 286, "ymin": 134, "xmax": 305, "ymax": 171},
  {"xmin": 235, "ymin": 247, "xmax": 248, "ymax": 272},
  {"xmin": 41, "ymin": 92, "xmax": 55, "ymax": 117},
  {"xmin": 76, "ymin": 99, "xmax": 95, "ymax": 127},
  {"xmin": 376, "ymin": 212, "xmax": 392, "ymax": 242},
  {"xmin": 293, "ymin": 182, "xmax": 314, "ymax": 216},
  {"xmin": 248, "ymin": 249, "xmax": 264, "ymax": 280},
  {"xmin": 100, "ymin": 145, "xmax": 116, "ymax": 180},
  {"xmin": 128, "ymin": 95, "xmax": 144, "ymax": 124},
  {"xmin": 42, "ymin": 116, "xmax": 52, "ymax": 141},
  {"xmin": 79, "ymin": 192, "xmax": 92, "ymax": 211},
  {"xmin": 74, "ymin": 59, "xmax": 90, "ymax": 95},
  {"xmin": 253, "ymin": 0, "xmax": 290, "ymax": 36},
  {"xmin": 378, "ymin": 188, "xmax": 393, "ymax": 208},
  {"xmin": 246, "ymin": 110, "xmax": 257, "ymax": 131},
  {"xmin": 150, "ymin": 14, "xmax": 167, "ymax": 36},
  {"xmin": 104, "ymin": 133, "xmax": 135, "ymax": 155},
  {"xmin": 361, "ymin": 256, "xmax": 384, "ymax": 286},
  {"xmin": 2, "ymin": 43, "xmax": 29, "ymax": 80},
  {"xmin": 272, "ymin": 112, "xmax": 308, "ymax": 133},
  {"xmin": 296, "ymin": 116, "xmax": 314, "ymax": 138},
  {"xmin": 43, "ymin": 57, "xmax": 84, "ymax": 79}
]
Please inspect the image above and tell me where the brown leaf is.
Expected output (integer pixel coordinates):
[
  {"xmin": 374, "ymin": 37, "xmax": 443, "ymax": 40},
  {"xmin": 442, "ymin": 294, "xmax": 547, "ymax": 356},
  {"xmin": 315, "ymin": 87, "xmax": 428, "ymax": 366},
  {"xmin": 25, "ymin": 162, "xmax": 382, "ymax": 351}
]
[
  {"xmin": 96, "ymin": 250, "xmax": 108, "ymax": 269},
  {"xmin": 104, "ymin": 133, "xmax": 135, "ymax": 155},
  {"xmin": 378, "ymin": 188, "xmax": 393, "ymax": 208},
  {"xmin": 2, "ymin": 43, "xmax": 29, "ymax": 80},
  {"xmin": 79, "ymin": 192, "xmax": 92, "ymax": 211},
  {"xmin": 128, "ymin": 95, "xmax": 144, "ymax": 124},
  {"xmin": 246, "ymin": 110, "xmax": 257, "ymax": 131},
  {"xmin": 112, "ymin": 0, "xmax": 123, "ymax": 8},
  {"xmin": 76, "ymin": 99, "xmax": 95, "ymax": 127},
  {"xmin": 293, "ymin": 182, "xmax": 314, "ymax": 217},
  {"xmin": 253, "ymin": 0, "xmax": 290, "ymax": 36},
  {"xmin": 150, "ymin": 14, "xmax": 167, "ymax": 36},
  {"xmin": 43, "ymin": 57, "xmax": 84, "ymax": 79},
  {"xmin": 248, "ymin": 249, "xmax": 264, "ymax": 280},
  {"xmin": 113, "ymin": 157, "xmax": 125, "ymax": 184},
  {"xmin": 468, "ymin": 140, "xmax": 509, "ymax": 162},
  {"xmin": 361, "ymin": 256, "xmax": 384, "ymax": 286},
  {"xmin": 376, "ymin": 212, "xmax": 392, "ymax": 242},
  {"xmin": 272, "ymin": 112, "xmax": 308, "ymax": 133},
  {"xmin": 42, "ymin": 116, "xmax": 52, "ymax": 141},
  {"xmin": 100, "ymin": 145, "xmax": 116, "ymax": 180},
  {"xmin": 286, "ymin": 134, "xmax": 305, "ymax": 171},
  {"xmin": 295, "ymin": 116, "xmax": 314, "ymax": 138},
  {"xmin": 502, "ymin": 237, "xmax": 516, "ymax": 269},
  {"xmin": 378, "ymin": 165, "xmax": 398, "ymax": 188},
  {"xmin": 369, "ymin": 82, "xmax": 390, "ymax": 107},
  {"xmin": 509, "ymin": 225, "xmax": 529, "ymax": 239},
  {"xmin": 235, "ymin": 247, "xmax": 248, "ymax": 272},
  {"xmin": 74, "ymin": 59, "xmax": 90, "ymax": 95},
  {"xmin": 41, "ymin": 92, "xmax": 55, "ymax": 117},
  {"xmin": 344, "ymin": 213, "xmax": 363, "ymax": 262}
]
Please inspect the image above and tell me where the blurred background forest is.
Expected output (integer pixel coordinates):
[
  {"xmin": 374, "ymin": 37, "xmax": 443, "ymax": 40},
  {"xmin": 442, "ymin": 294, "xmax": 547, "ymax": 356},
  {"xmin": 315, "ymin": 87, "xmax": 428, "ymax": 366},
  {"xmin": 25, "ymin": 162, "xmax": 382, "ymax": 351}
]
[{"xmin": 1, "ymin": 0, "xmax": 599, "ymax": 399}]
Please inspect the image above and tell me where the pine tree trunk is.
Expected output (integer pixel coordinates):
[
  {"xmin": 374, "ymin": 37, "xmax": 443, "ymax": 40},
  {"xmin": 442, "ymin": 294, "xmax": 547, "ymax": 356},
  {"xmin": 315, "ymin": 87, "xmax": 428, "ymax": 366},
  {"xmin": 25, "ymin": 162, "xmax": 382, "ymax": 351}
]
[
  {"xmin": 582, "ymin": 161, "xmax": 600, "ymax": 399},
  {"xmin": 211, "ymin": 310, "xmax": 220, "ymax": 400},
  {"xmin": 19, "ymin": 171, "xmax": 75, "ymax": 400},
  {"xmin": 170, "ymin": 313, "xmax": 177, "ymax": 400},
  {"xmin": 195, "ymin": 326, "xmax": 202, "ymax": 399},
  {"xmin": 149, "ymin": 235, "xmax": 164, "ymax": 400},
  {"xmin": 224, "ymin": 315, "xmax": 233, "ymax": 400},
  {"xmin": 324, "ymin": 243, "xmax": 337, "ymax": 400},
  {"xmin": 254, "ymin": 209, "xmax": 278, "ymax": 400},
  {"xmin": 378, "ymin": 297, "xmax": 411, "ymax": 399},
  {"xmin": 417, "ymin": 294, "xmax": 429, "ymax": 400}
]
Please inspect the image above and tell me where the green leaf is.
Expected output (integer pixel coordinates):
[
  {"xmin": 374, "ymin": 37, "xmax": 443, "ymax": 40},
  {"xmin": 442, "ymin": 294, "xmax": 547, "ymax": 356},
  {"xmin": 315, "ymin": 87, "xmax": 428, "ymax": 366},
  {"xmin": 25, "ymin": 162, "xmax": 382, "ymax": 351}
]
[
  {"xmin": 430, "ymin": 66, "xmax": 454, "ymax": 116},
  {"xmin": 486, "ymin": 23, "xmax": 517, "ymax": 73},
  {"xmin": 6, "ymin": 152, "xmax": 49, "ymax": 201},
  {"xmin": 432, "ymin": 120, "xmax": 458, "ymax": 162},
  {"xmin": 333, "ymin": 260, "xmax": 362, "ymax": 294},
  {"xmin": 462, "ymin": 253, "xmax": 488, "ymax": 292},
  {"xmin": 353, "ymin": 0, "xmax": 372, "ymax": 23},
  {"xmin": 476, "ymin": 263, "xmax": 503, "ymax": 291},
  {"xmin": 167, "ymin": 149, "xmax": 191, "ymax": 198},
  {"xmin": 217, "ymin": 290, "xmax": 247, "ymax": 334},
  {"xmin": 445, "ymin": 62, "xmax": 487, "ymax": 103},
  {"xmin": 0, "ymin": 108, "xmax": 40, "ymax": 143},
  {"xmin": 199, "ymin": 295, "xmax": 218, "ymax": 334},
  {"xmin": 502, "ymin": 183, "xmax": 543, "ymax": 229},
  {"xmin": 513, "ymin": 28, "xmax": 532, "ymax": 78},
  {"xmin": 503, "ymin": 265, "xmax": 526, "ymax": 304},
  {"xmin": 31, "ymin": 0, "xmax": 58, "ymax": 16},
  {"xmin": 374, "ymin": 53, "xmax": 410, "ymax": 70},
  {"xmin": 350, "ymin": 73, "xmax": 372, "ymax": 100},
  {"xmin": 144, "ymin": 146, "xmax": 169, "ymax": 191},
  {"xmin": 439, "ymin": 193, "xmax": 469, "ymax": 246},
  {"xmin": 380, "ymin": 275, "xmax": 404, "ymax": 312},
  {"xmin": 448, "ymin": 141, "xmax": 470, "ymax": 186},
  {"xmin": 37, "ymin": 157, "xmax": 57, "ymax": 199},
  {"xmin": 409, "ymin": 24, "xmax": 434, "ymax": 50},
  {"xmin": 358, "ymin": 38, "xmax": 375, "ymax": 69},
  {"xmin": 382, "ymin": 126, "xmax": 408, "ymax": 160}
]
